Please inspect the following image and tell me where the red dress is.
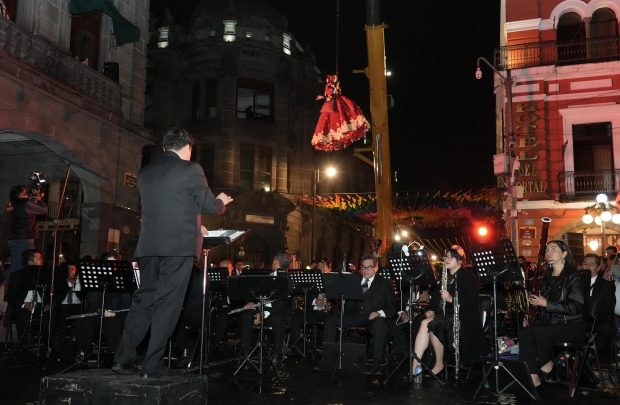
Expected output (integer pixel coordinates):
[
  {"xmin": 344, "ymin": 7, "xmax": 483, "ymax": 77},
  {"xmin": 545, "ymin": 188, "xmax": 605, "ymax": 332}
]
[{"xmin": 311, "ymin": 75, "xmax": 370, "ymax": 151}]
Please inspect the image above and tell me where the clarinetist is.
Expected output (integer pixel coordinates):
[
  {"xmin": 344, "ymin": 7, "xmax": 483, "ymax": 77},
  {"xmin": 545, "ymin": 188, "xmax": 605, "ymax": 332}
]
[{"xmin": 411, "ymin": 245, "xmax": 487, "ymax": 377}]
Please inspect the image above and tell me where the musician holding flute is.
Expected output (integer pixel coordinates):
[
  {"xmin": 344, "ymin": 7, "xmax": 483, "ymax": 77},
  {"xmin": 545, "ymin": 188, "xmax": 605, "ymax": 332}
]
[
  {"xmin": 411, "ymin": 246, "xmax": 487, "ymax": 377},
  {"xmin": 519, "ymin": 240, "xmax": 586, "ymax": 387}
]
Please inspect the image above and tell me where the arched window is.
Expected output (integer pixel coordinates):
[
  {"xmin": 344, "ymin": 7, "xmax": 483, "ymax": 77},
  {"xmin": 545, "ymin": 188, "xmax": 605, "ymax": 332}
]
[
  {"xmin": 557, "ymin": 12, "xmax": 586, "ymax": 64},
  {"xmin": 590, "ymin": 8, "xmax": 619, "ymax": 60}
]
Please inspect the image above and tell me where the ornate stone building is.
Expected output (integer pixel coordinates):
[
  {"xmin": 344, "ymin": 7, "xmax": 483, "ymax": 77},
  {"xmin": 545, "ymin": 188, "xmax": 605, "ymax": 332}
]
[
  {"xmin": 0, "ymin": 0, "xmax": 151, "ymax": 260},
  {"xmin": 147, "ymin": 0, "xmax": 374, "ymax": 266},
  {"xmin": 495, "ymin": 0, "xmax": 620, "ymax": 263}
]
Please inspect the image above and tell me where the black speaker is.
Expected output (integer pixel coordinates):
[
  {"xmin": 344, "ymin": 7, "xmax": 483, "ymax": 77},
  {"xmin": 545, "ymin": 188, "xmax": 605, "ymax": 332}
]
[
  {"xmin": 321, "ymin": 342, "xmax": 367, "ymax": 375},
  {"xmin": 488, "ymin": 359, "xmax": 538, "ymax": 400}
]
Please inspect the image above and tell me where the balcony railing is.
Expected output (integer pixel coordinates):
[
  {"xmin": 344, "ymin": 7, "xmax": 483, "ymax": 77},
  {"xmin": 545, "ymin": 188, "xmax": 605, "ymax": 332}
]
[
  {"xmin": 0, "ymin": 17, "xmax": 121, "ymax": 112},
  {"xmin": 496, "ymin": 35, "xmax": 620, "ymax": 70},
  {"xmin": 559, "ymin": 170, "xmax": 620, "ymax": 200}
]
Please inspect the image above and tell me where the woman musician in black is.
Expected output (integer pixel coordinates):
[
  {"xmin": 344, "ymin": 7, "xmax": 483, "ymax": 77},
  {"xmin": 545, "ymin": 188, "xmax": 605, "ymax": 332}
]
[
  {"xmin": 410, "ymin": 245, "xmax": 488, "ymax": 376},
  {"xmin": 519, "ymin": 239, "xmax": 586, "ymax": 387}
]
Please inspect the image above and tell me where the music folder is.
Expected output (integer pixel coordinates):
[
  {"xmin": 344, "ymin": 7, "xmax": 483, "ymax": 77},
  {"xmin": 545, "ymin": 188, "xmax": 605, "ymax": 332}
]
[{"xmin": 202, "ymin": 229, "xmax": 248, "ymax": 248}]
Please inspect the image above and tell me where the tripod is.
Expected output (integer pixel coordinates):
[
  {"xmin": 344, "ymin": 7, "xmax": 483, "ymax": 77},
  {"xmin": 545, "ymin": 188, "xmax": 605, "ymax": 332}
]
[
  {"xmin": 289, "ymin": 270, "xmax": 323, "ymax": 358},
  {"xmin": 471, "ymin": 239, "xmax": 537, "ymax": 400},
  {"xmin": 231, "ymin": 274, "xmax": 290, "ymax": 376}
]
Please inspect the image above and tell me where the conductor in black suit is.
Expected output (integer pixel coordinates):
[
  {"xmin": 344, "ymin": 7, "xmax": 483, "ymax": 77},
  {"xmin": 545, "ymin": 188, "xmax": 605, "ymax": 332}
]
[
  {"xmin": 113, "ymin": 127, "xmax": 233, "ymax": 377},
  {"xmin": 322, "ymin": 254, "xmax": 397, "ymax": 374}
]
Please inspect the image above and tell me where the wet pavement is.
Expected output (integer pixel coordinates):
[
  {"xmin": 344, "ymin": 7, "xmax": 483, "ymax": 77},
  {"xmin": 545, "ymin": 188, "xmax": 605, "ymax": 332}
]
[{"xmin": 1, "ymin": 340, "xmax": 619, "ymax": 405}]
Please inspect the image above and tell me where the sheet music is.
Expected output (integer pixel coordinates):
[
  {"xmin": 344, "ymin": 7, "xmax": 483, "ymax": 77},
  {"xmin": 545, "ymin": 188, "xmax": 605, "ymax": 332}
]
[{"xmin": 206, "ymin": 229, "xmax": 245, "ymax": 240}]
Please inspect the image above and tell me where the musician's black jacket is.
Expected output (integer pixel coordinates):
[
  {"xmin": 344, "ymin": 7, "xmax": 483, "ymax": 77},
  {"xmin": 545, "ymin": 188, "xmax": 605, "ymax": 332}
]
[
  {"xmin": 345, "ymin": 274, "xmax": 397, "ymax": 319},
  {"xmin": 539, "ymin": 264, "xmax": 585, "ymax": 324},
  {"xmin": 5, "ymin": 265, "xmax": 55, "ymax": 307},
  {"xmin": 584, "ymin": 271, "xmax": 616, "ymax": 324}
]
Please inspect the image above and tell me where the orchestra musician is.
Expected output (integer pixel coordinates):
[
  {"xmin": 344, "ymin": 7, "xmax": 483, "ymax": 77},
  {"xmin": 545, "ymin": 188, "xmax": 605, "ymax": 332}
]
[
  {"xmin": 238, "ymin": 250, "xmax": 293, "ymax": 366},
  {"xmin": 519, "ymin": 240, "xmax": 586, "ymax": 387},
  {"xmin": 322, "ymin": 254, "xmax": 397, "ymax": 375},
  {"xmin": 410, "ymin": 245, "xmax": 487, "ymax": 377}
]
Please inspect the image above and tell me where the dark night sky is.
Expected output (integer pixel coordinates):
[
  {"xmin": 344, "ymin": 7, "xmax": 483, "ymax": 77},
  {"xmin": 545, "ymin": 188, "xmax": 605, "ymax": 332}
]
[{"xmin": 150, "ymin": 0, "xmax": 501, "ymax": 191}]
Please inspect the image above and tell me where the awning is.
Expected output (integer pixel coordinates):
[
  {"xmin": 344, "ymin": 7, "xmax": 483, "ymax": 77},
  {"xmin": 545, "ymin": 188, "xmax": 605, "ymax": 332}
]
[{"xmin": 69, "ymin": 0, "xmax": 139, "ymax": 46}]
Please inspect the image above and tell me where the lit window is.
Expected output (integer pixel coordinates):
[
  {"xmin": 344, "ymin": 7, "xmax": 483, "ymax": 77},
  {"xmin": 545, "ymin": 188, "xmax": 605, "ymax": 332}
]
[
  {"xmin": 223, "ymin": 19, "xmax": 237, "ymax": 42},
  {"xmin": 157, "ymin": 27, "xmax": 169, "ymax": 49},
  {"xmin": 282, "ymin": 33, "xmax": 292, "ymax": 55}
]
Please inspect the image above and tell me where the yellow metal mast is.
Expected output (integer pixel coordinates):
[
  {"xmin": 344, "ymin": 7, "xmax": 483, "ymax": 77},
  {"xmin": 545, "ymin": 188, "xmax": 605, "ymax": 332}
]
[{"xmin": 354, "ymin": 0, "xmax": 393, "ymax": 263}]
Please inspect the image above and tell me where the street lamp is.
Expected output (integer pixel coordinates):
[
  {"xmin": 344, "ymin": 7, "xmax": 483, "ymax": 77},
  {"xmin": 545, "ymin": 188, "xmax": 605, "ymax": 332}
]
[
  {"xmin": 582, "ymin": 193, "xmax": 620, "ymax": 255},
  {"xmin": 476, "ymin": 56, "xmax": 517, "ymax": 247},
  {"xmin": 311, "ymin": 166, "xmax": 337, "ymax": 259}
]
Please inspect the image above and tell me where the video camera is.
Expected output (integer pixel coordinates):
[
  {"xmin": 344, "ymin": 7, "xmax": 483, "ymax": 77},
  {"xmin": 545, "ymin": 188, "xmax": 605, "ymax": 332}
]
[{"xmin": 29, "ymin": 171, "xmax": 46, "ymax": 197}]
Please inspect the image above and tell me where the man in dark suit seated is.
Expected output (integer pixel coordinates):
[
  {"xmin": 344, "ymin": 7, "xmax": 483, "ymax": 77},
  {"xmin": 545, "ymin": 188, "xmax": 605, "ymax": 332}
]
[
  {"xmin": 582, "ymin": 254, "xmax": 616, "ymax": 352},
  {"xmin": 238, "ymin": 250, "xmax": 293, "ymax": 366},
  {"xmin": 322, "ymin": 254, "xmax": 397, "ymax": 375}
]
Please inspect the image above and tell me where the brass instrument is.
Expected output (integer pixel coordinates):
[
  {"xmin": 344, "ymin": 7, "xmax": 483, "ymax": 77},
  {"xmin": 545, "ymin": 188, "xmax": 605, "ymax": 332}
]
[{"xmin": 293, "ymin": 295, "xmax": 305, "ymax": 311}]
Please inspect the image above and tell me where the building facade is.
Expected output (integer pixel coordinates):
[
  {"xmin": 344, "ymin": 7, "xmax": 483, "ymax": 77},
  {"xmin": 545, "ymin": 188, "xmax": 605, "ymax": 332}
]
[
  {"xmin": 496, "ymin": 0, "xmax": 620, "ymax": 263},
  {"xmin": 0, "ymin": 0, "xmax": 151, "ymax": 260},
  {"xmin": 147, "ymin": 0, "xmax": 374, "ymax": 267}
]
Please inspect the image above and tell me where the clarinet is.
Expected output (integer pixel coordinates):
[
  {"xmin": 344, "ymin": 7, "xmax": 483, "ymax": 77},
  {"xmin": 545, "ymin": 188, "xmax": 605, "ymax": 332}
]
[
  {"xmin": 441, "ymin": 261, "xmax": 448, "ymax": 316},
  {"xmin": 452, "ymin": 276, "xmax": 460, "ymax": 380}
]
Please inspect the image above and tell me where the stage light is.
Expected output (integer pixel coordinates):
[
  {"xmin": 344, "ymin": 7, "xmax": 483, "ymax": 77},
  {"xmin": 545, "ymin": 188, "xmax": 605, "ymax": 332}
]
[
  {"xmin": 478, "ymin": 226, "xmax": 489, "ymax": 237},
  {"xmin": 394, "ymin": 234, "xmax": 401, "ymax": 242}
]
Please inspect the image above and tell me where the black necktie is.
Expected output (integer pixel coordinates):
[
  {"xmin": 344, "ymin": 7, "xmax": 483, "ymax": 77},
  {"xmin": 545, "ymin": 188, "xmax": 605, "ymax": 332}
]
[{"xmin": 362, "ymin": 279, "xmax": 369, "ymax": 294}]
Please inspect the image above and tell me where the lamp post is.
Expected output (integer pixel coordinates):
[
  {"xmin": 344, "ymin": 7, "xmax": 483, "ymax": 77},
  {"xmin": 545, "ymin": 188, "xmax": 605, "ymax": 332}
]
[
  {"xmin": 476, "ymin": 57, "xmax": 517, "ymax": 246},
  {"xmin": 582, "ymin": 193, "xmax": 620, "ymax": 255},
  {"xmin": 311, "ymin": 166, "xmax": 337, "ymax": 260}
]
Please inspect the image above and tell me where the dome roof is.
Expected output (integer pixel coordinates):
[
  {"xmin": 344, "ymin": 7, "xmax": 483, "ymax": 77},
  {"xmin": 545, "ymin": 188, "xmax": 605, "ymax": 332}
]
[{"xmin": 191, "ymin": 0, "xmax": 286, "ymax": 32}]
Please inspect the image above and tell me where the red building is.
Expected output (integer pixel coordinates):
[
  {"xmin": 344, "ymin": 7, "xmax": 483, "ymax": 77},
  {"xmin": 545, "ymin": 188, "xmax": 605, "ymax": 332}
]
[{"xmin": 496, "ymin": 0, "xmax": 620, "ymax": 263}]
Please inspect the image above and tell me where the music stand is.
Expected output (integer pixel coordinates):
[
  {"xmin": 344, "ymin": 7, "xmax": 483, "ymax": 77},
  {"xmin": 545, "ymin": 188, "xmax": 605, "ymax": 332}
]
[
  {"xmin": 230, "ymin": 274, "xmax": 290, "ymax": 376},
  {"xmin": 197, "ymin": 267, "xmax": 228, "ymax": 367},
  {"xmin": 322, "ymin": 272, "xmax": 365, "ymax": 377},
  {"xmin": 289, "ymin": 270, "xmax": 324, "ymax": 357},
  {"xmin": 198, "ymin": 229, "xmax": 247, "ymax": 374},
  {"xmin": 383, "ymin": 252, "xmax": 444, "ymax": 385},
  {"xmin": 79, "ymin": 259, "xmax": 135, "ymax": 368},
  {"xmin": 471, "ymin": 238, "xmax": 536, "ymax": 400}
]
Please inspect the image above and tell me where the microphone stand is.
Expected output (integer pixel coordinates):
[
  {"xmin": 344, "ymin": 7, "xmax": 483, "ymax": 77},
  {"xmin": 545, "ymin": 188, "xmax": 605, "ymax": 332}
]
[{"xmin": 45, "ymin": 162, "xmax": 72, "ymax": 362}]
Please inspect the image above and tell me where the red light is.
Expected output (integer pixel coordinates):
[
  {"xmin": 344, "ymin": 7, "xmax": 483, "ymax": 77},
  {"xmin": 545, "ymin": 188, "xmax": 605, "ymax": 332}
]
[{"xmin": 478, "ymin": 226, "xmax": 488, "ymax": 237}]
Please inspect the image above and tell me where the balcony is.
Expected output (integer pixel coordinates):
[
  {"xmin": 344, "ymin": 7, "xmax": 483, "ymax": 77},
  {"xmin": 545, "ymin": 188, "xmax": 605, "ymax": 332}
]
[
  {"xmin": 496, "ymin": 35, "xmax": 620, "ymax": 70},
  {"xmin": 558, "ymin": 170, "xmax": 620, "ymax": 201},
  {"xmin": 0, "ymin": 17, "xmax": 120, "ymax": 112}
]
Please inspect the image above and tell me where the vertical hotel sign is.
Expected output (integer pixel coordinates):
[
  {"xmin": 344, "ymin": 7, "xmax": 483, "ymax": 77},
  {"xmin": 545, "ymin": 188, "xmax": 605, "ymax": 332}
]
[{"xmin": 514, "ymin": 101, "xmax": 547, "ymax": 197}]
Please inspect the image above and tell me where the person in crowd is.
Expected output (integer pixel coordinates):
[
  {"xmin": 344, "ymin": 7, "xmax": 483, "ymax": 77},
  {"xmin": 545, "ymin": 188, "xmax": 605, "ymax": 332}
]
[
  {"xmin": 519, "ymin": 240, "xmax": 586, "ymax": 387},
  {"xmin": 238, "ymin": 250, "xmax": 292, "ymax": 366},
  {"xmin": 3, "ymin": 249, "xmax": 48, "ymax": 345},
  {"xmin": 581, "ymin": 253, "xmax": 616, "ymax": 353},
  {"xmin": 233, "ymin": 258, "xmax": 246, "ymax": 275},
  {"xmin": 113, "ymin": 127, "xmax": 232, "ymax": 377},
  {"xmin": 5, "ymin": 185, "xmax": 48, "ymax": 275},
  {"xmin": 410, "ymin": 245, "xmax": 488, "ymax": 377},
  {"xmin": 322, "ymin": 254, "xmax": 397, "ymax": 375}
]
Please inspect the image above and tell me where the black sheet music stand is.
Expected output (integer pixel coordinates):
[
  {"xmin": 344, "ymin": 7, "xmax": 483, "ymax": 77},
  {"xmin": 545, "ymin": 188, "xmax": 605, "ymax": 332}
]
[
  {"xmin": 189, "ymin": 267, "xmax": 227, "ymax": 368},
  {"xmin": 472, "ymin": 238, "xmax": 536, "ymax": 400},
  {"xmin": 383, "ymin": 252, "xmax": 444, "ymax": 385},
  {"xmin": 79, "ymin": 259, "xmax": 135, "ymax": 368},
  {"xmin": 230, "ymin": 274, "xmax": 290, "ymax": 376},
  {"xmin": 322, "ymin": 272, "xmax": 365, "ymax": 377},
  {"xmin": 289, "ymin": 270, "xmax": 324, "ymax": 358},
  {"xmin": 198, "ymin": 229, "xmax": 247, "ymax": 374}
]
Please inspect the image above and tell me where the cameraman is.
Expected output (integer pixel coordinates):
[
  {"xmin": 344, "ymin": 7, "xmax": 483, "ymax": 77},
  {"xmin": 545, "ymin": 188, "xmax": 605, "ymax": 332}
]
[{"xmin": 5, "ymin": 185, "xmax": 48, "ymax": 274}]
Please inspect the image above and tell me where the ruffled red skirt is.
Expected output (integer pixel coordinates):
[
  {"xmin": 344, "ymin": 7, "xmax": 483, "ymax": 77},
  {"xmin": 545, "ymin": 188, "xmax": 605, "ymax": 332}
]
[{"xmin": 312, "ymin": 95, "xmax": 370, "ymax": 151}]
